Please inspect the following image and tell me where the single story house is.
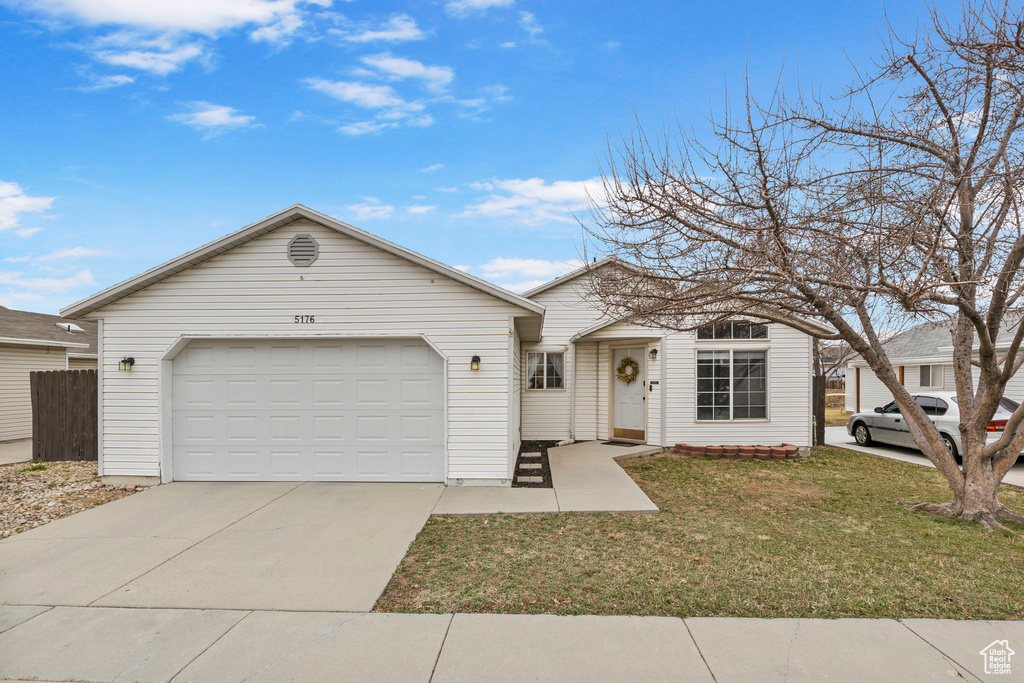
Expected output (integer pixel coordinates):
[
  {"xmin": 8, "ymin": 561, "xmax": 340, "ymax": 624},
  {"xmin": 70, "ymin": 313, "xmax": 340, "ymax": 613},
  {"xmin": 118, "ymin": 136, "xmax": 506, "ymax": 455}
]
[
  {"xmin": 60, "ymin": 205, "xmax": 825, "ymax": 486},
  {"xmin": 0, "ymin": 306, "xmax": 97, "ymax": 442},
  {"xmin": 846, "ymin": 319, "xmax": 1024, "ymax": 412}
]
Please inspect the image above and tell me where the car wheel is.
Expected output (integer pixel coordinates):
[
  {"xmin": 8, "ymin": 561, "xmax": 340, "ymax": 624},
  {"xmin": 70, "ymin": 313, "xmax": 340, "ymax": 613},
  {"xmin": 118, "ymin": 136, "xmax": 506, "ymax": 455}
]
[
  {"xmin": 854, "ymin": 423, "xmax": 873, "ymax": 446},
  {"xmin": 941, "ymin": 434, "xmax": 960, "ymax": 460}
]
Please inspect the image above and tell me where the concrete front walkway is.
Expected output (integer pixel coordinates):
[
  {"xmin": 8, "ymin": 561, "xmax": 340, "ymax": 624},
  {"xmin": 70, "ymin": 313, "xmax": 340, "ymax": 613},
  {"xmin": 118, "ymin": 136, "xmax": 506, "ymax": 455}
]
[
  {"xmin": 432, "ymin": 441, "xmax": 661, "ymax": 514},
  {"xmin": 825, "ymin": 426, "xmax": 1024, "ymax": 487},
  {"xmin": 0, "ymin": 606, "xmax": 1018, "ymax": 682},
  {"xmin": 0, "ymin": 481, "xmax": 444, "ymax": 612},
  {"xmin": 0, "ymin": 439, "xmax": 31, "ymax": 466}
]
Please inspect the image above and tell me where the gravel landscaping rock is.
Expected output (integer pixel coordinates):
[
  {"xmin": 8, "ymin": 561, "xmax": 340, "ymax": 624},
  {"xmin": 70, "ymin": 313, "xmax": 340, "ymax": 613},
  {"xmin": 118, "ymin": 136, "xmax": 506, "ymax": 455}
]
[{"xmin": 0, "ymin": 461, "xmax": 140, "ymax": 540}]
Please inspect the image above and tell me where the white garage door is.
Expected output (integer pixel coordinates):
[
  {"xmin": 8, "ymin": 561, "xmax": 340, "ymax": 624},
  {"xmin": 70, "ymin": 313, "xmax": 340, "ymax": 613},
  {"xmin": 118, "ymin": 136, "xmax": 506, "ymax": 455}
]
[{"xmin": 172, "ymin": 338, "xmax": 445, "ymax": 482}]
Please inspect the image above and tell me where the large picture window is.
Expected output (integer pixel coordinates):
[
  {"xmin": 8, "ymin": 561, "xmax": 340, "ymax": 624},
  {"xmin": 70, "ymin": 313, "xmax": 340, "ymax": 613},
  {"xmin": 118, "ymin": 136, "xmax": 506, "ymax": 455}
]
[
  {"xmin": 527, "ymin": 352, "xmax": 564, "ymax": 389},
  {"xmin": 697, "ymin": 350, "xmax": 767, "ymax": 420}
]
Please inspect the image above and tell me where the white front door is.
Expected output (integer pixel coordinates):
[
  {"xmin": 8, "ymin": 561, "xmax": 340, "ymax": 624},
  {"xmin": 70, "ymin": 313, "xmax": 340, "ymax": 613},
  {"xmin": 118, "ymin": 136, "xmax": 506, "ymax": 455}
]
[
  {"xmin": 612, "ymin": 346, "xmax": 646, "ymax": 441},
  {"xmin": 171, "ymin": 338, "xmax": 445, "ymax": 482}
]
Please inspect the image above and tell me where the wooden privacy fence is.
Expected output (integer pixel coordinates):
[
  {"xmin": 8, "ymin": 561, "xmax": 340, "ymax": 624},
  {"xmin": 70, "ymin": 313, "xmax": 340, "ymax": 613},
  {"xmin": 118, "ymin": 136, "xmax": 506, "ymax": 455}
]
[{"xmin": 30, "ymin": 369, "xmax": 97, "ymax": 461}]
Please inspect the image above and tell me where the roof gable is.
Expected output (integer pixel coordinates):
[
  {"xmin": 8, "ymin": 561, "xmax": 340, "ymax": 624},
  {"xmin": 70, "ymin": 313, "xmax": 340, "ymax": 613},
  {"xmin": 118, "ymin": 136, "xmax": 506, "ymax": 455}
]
[{"xmin": 60, "ymin": 205, "xmax": 545, "ymax": 319}]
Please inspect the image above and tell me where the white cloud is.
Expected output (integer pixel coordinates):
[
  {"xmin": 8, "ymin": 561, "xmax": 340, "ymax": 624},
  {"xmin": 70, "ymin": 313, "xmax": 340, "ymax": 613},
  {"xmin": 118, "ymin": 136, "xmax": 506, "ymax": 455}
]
[
  {"xmin": 14, "ymin": 1, "xmax": 335, "ymax": 78},
  {"xmin": 476, "ymin": 257, "xmax": 584, "ymax": 280},
  {"xmin": 0, "ymin": 269, "xmax": 96, "ymax": 295},
  {"xmin": 90, "ymin": 33, "xmax": 205, "ymax": 74},
  {"xmin": 359, "ymin": 53, "xmax": 454, "ymax": 93},
  {"xmin": 3, "ymin": 247, "xmax": 109, "ymax": 265},
  {"xmin": 331, "ymin": 13, "xmax": 425, "ymax": 43},
  {"xmin": 167, "ymin": 101, "xmax": 258, "ymax": 134},
  {"xmin": 436, "ymin": 186, "xmax": 459, "ymax": 193},
  {"xmin": 602, "ymin": 40, "xmax": 622, "ymax": 51},
  {"xmin": 445, "ymin": 0, "xmax": 514, "ymax": 16},
  {"xmin": 76, "ymin": 73, "xmax": 135, "ymax": 91},
  {"xmin": 305, "ymin": 78, "xmax": 413, "ymax": 109},
  {"xmin": 0, "ymin": 182, "xmax": 54, "ymax": 234},
  {"xmin": 464, "ymin": 177, "xmax": 604, "ymax": 224},
  {"xmin": 344, "ymin": 199, "xmax": 394, "ymax": 220},
  {"xmin": 305, "ymin": 77, "xmax": 435, "ymax": 135},
  {"xmin": 17, "ymin": 0, "xmax": 330, "ymax": 36},
  {"xmin": 406, "ymin": 205, "xmax": 437, "ymax": 215},
  {"xmin": 518, "ymin": 11, "xmax": 543, "ymax": 43},
  {"xmin": 457, "ymin": 257, "xmax": 584, "ymax": 292},
  {"xmin": 499, "ymin": 41, "xmax": 516, "ymax": 49},
  {"xmin": 454, "ymin": 84, "xmax": 512, "ymax": 120},
  {"xmin": 420, "ymin": 163, "xmax": 445, "ymax": 173}
]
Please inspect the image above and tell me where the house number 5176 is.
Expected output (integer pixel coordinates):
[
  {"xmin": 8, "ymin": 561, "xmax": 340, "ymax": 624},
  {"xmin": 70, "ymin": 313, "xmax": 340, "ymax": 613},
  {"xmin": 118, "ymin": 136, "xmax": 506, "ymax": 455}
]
[{"xmin": 294, "ymin": 315, "xmax": 315, "ymax": 323}]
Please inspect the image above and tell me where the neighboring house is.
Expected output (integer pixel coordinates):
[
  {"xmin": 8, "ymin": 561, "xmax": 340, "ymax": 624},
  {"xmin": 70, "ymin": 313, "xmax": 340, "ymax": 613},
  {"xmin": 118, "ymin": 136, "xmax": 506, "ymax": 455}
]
[
  {"xmin": 0, "ymin": 306, "xmax": 98, "ymax": 442},
  {"xmin": 846, "ymin": 319, "xmax": 1024, "ymax": 412},
  {"xmin": 60, "ymin": 204, "xmax": 823, "ymax": 486}
]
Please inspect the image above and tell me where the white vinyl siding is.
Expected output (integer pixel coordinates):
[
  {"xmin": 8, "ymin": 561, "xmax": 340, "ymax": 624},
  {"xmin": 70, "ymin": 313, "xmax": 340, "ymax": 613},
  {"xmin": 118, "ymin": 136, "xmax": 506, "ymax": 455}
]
[
  {"xmin": 0, "ymin": 344, "xmax": 68, "ymax": 441},
  {"xmin": 522, "ymin": 272, "xmax": 814, "ymax": 447},
  {"xmin": 84, "ymin": 220, "xmax": 526, "ymax": 482},
  {"xmin": 68, "ymin": 357, "xmax": 97, "ymax": 370}
]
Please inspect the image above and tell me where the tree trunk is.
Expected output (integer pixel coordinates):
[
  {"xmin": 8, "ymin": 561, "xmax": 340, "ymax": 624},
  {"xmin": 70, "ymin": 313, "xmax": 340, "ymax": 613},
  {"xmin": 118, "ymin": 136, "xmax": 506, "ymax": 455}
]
[{"xmin": 913, "ymin": 461, "xmax": 1024, "ymax": 530}]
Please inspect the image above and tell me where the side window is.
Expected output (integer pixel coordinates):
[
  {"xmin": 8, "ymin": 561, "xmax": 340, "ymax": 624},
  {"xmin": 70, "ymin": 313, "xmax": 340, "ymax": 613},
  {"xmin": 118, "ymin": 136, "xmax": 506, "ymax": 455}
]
[
  {"xmin": 882, "ymin": 401, "xmax": 901, "ymax": 414},
  {"xmin": 934, "ymin": 398, "xmax": 949, "ymax": 416},
  {"xmin": 915, "ymin": 396, "xmax": 937, "ymax": 415}
]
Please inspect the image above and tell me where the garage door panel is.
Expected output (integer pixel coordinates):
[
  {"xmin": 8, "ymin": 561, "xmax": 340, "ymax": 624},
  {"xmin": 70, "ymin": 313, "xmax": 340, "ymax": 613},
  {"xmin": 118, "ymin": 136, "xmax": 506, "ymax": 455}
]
[{"xmin": 172, "ymin": 338, "xmax": 444, "ymax": 482}]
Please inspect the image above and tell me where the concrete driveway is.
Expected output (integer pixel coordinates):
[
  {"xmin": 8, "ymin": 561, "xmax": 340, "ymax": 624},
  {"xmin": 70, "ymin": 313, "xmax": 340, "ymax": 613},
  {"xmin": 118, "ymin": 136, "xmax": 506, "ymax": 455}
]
[
  {"xmin": 0, "ymin": 481, "xmax": 443, "ymax": 612},
  {"xmin": 824, "ymin": 425, "xmax": 1024, "ymax": 487}
]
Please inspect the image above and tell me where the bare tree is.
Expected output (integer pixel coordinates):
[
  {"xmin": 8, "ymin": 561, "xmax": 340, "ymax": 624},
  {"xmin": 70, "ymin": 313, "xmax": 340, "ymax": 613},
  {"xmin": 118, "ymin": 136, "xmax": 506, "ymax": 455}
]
[{"xmin": 586, "ymin": 1, "xmax": 1024, "ymax": 528}]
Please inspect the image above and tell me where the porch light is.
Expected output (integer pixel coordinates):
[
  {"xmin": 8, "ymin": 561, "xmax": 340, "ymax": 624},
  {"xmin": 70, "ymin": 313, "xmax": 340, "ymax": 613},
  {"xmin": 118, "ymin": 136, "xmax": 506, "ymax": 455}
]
[
  {"xmin": 648, "ymin": 348, "xmax": 658, "ymax": 361},
  {"xmin": 119, "ymin": 357, "xmax": 135, "ymax": 372},
  {"xmin": 470, "ymin": 355, "xmax": 481, "ymax": 371}
]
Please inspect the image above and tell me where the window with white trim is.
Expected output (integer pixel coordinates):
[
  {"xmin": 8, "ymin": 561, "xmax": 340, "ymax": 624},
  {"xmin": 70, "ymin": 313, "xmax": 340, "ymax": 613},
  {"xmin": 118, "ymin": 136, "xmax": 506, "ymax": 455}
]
[
  {"xmin": 697, "ymin": 350, "xmax": 767, "ymax": 420},
  {"xmin": 696, "ymin": 320, "xmax": 768, "ymax": 340},
  {"xmin": 919, "ymin": 364, "xmax": 944, "ymax": 389},
  {"xmin": 527, "ymin": 352, "xmax": 564, "ymax": 389}
]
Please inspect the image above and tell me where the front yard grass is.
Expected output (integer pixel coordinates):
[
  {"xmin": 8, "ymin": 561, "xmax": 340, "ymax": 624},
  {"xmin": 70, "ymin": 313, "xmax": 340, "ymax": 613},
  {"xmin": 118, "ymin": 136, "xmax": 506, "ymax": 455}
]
[{"xmin": 376, "ymin": 446, "xmax": 1024, "ymax": 619}]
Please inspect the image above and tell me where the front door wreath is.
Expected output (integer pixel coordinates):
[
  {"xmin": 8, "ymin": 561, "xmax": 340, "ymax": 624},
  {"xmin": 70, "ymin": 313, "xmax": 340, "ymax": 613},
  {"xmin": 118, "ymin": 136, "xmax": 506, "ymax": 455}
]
[{"xmin": 616, "ymin": 356, "xmax": 641, "ymax": 384}]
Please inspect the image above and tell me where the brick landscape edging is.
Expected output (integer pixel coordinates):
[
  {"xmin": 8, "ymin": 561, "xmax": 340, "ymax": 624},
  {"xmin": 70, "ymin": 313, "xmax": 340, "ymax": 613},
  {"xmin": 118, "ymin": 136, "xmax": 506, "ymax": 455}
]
[{"xmin": 673, "ymin": 443, "xmax": 802, "ymax": 460}]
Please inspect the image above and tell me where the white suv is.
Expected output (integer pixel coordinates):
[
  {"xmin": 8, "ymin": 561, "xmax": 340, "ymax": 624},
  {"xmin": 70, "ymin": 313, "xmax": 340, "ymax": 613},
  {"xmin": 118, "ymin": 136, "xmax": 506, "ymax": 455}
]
[{"xmin": 845, "ymin": 390, "xmax": 1019, "ymax": 459}]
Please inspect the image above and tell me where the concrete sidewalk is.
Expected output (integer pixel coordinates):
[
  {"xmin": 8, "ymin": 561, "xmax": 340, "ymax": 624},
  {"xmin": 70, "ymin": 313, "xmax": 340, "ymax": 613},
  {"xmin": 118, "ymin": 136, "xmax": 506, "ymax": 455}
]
[
  {"xmin": 432, "ymin": 441, "xmax": 661, "ymax": 515},
  {"xmin": 0, "ymin": 606, "xmax": 1018, "ymax": 682}
]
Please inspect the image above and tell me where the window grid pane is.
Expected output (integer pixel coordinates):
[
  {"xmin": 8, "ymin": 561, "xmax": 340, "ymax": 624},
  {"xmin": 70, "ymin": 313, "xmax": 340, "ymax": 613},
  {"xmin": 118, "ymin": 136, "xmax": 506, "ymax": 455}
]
[{"xmin": 697, "ymin": 350, "xmax": 731, "ymax": 420}]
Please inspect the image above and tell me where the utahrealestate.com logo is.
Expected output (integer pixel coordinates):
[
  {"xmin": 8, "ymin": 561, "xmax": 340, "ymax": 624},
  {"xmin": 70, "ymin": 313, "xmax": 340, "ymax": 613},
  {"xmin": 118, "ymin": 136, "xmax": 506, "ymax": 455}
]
[{"xmin": 980, "ymin": 640, "xmax": 1015, "ymax": 675}]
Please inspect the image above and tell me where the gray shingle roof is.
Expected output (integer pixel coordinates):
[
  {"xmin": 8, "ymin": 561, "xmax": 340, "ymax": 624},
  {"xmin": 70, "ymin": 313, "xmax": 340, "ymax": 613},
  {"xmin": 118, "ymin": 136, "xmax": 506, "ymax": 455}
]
[
  {"xmin": 875, "ymin": 314, "xmax": 1024, "ymax": 362},
  {"xmin": 0, "ymin": 305, "xmax": 97, "ymax": 354}
]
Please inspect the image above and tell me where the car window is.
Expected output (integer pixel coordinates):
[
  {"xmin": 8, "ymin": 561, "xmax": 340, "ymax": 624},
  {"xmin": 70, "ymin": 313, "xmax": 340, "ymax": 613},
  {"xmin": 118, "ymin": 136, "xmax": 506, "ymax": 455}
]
[
  {"xmin": 1000, "ymin": 397, "xmax": 1020, "ymax": 412},
  {"xmin": 934, "ymin": 398, "xmax": 949, "ymax": 416},
  {"xmin": 882, "ymin": 401, "xmax": 901, "ymax": 414},
  {"xmin": 915, "ymin": 396, "xmax": 938, "ymax": 415}
]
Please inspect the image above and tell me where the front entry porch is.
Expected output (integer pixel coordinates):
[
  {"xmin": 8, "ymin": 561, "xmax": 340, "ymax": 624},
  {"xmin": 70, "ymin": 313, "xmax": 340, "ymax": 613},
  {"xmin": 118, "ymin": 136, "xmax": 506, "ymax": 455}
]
[{"xmin": 568, "ymin": 331, "xmax": 664, "ymax": 446}]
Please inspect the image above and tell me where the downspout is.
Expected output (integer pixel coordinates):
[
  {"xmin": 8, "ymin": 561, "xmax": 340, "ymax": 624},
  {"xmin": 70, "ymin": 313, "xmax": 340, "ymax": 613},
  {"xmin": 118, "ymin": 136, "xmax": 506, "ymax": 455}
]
[{"xmin": 569, "ymin": 342, "xmax": 576, "ymax": 441}]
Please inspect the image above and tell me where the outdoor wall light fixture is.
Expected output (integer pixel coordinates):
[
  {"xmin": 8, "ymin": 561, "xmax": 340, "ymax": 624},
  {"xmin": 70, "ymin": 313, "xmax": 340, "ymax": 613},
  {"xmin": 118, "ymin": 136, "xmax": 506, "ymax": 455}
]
[
  {"xmin": 119, "ymin": 357, "xmax": 135, "ymax": 372},
  {"xmin": 470, "ymin": 355, "xmax": 481, "ymax": 371},
  {"xmin": 648, "ymin": 348, "xmax": 658, "ymax": 361}
]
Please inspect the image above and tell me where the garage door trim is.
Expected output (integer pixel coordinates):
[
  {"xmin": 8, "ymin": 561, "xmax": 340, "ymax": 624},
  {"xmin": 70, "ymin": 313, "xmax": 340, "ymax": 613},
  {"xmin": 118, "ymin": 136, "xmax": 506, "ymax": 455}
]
[{"xmin": 157, "ymin": 333, "xmax": 448, "ymax": 483}]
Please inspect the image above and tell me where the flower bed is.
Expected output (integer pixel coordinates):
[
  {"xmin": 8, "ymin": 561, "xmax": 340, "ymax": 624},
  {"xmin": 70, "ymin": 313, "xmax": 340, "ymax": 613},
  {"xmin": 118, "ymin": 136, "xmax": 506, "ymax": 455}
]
[{"xmin": 673, "ymin": 443, "xmax": 801, "ymax": 460}]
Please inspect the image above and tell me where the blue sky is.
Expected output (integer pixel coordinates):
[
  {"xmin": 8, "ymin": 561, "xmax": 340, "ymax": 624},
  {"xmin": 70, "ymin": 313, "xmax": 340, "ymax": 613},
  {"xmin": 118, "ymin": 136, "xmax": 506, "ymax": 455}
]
[{"xmin": 0, "ymin": 0, "xmax": 956, "ymax": 314}]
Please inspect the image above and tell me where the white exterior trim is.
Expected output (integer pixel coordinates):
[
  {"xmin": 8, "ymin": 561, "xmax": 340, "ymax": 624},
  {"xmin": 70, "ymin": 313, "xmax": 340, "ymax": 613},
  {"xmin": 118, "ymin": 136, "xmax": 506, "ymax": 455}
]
[{"xmin": 0, "ymin": 336, "xmax": 90, "ymax": 349}]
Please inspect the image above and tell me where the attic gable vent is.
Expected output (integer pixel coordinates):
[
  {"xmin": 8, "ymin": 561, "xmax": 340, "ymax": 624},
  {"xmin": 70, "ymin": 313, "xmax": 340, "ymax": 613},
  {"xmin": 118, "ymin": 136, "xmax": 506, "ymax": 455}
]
[{"xmin": 287, "ymin": 234, "xmax": 319, "ymax": 267}]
